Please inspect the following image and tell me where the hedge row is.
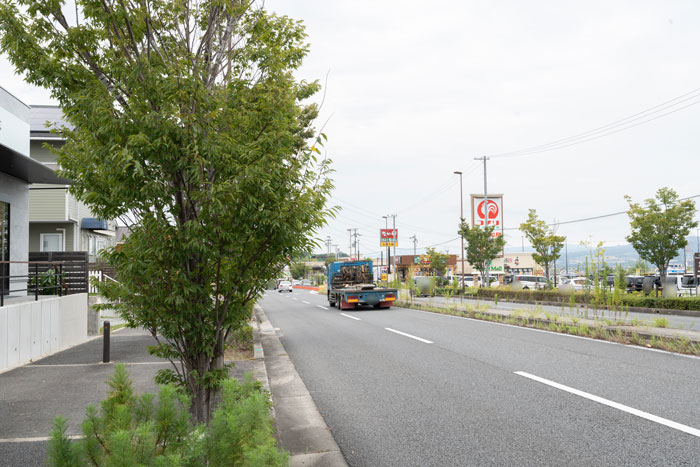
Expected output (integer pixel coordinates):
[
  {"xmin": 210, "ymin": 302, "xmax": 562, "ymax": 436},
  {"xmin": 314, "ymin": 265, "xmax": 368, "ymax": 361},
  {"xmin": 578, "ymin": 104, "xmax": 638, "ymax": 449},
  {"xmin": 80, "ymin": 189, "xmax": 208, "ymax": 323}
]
[{"xmin": 432, "ymin": 287, "xmax": 700, "ymax": 311}]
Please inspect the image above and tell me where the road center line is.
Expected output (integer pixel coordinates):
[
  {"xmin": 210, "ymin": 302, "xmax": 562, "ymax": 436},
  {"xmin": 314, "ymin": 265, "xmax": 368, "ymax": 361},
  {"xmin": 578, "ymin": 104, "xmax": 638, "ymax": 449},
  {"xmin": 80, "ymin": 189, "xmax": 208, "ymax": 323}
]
[
  {"xmin": 291, "ymin": 298, "xmax": 298, "ymax": 301},
  {"xmin": 385, "ymin": 328, "xmax": 433, "ymax": 344},
  {"xmin": 514, "ymin": 371, "xmax": 700, "ymax": 438},
  {"xmin": 317, "ymin": 305, "xmax": 329, "ymax": 310},
  {"xmin": 301, "ymin": 300, "xmax": 310, "ymax": 304},
  {"xmin": 340, "ymin": 313, "xmax": 361, "ymax": 321}
]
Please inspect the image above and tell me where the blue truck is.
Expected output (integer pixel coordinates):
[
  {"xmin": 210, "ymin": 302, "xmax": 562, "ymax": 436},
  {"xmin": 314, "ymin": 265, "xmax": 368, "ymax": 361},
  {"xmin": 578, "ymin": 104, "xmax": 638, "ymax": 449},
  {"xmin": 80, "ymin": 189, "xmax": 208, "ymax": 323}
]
[{"xmin": 326, "ymin": 260, "xmax": 397, "ymax": 310}]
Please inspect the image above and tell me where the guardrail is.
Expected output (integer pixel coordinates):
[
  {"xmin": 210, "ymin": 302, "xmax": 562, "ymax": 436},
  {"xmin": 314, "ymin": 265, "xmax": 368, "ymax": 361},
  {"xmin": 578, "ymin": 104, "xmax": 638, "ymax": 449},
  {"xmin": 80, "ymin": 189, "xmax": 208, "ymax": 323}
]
[{"xmin": 0, "ymin": 260, "xmax": 68, "ymax": 307}]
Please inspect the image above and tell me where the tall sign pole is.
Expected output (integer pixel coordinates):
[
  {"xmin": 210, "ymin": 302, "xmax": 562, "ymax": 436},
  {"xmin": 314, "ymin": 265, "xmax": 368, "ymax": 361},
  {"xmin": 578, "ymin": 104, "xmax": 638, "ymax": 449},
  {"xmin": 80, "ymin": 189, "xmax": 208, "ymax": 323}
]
[
  {"xmin": 454, "ymin": 171, "xmax": 464, "ymax": 294},
  {"xmin": 474, "ymin": 156, "xmax": 490, "ymax": 287}
]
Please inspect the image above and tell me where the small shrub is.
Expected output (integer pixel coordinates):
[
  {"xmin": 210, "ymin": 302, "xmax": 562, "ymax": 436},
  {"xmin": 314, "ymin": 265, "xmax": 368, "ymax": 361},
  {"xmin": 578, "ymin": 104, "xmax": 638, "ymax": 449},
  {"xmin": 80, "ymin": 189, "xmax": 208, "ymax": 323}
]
[
  {"xmin": 47, "ymin": 365, "xmax": 287, "ymax": 466},
  {"xmin": 653, "ymin": 317, "xmax": 669, "ymax": 328}
]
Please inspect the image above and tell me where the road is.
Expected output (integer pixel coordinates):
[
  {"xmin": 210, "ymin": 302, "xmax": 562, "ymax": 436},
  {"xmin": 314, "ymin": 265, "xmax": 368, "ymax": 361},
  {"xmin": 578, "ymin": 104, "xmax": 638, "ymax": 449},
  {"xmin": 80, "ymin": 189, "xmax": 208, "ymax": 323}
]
[{"xmin": 262, "ymin": 289, "xmax": 700, "ymax": 466}]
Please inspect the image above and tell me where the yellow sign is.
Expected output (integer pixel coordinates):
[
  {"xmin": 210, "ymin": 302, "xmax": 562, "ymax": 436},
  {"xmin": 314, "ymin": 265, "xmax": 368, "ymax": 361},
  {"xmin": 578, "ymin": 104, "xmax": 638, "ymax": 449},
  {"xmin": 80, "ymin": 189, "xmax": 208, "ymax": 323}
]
[{"xmin": 381, "ymin": 274, "xmax": 388, "ymax": 281}]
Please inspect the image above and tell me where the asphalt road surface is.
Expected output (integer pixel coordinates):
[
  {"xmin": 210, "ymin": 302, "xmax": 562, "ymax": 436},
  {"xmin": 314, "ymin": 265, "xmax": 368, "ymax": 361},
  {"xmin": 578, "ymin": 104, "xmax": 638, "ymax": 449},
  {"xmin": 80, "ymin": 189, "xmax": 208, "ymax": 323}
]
[{"xmin": 262, "ymin": 289, "xmax": 700, "ymax": 467}]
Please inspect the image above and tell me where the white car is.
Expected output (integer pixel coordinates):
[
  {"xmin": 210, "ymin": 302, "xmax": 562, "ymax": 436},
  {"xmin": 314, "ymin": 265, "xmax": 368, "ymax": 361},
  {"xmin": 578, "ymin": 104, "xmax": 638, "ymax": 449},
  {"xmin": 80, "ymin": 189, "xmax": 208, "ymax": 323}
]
[
  {"xmin": 512, "ymin": 275, "xmax": 547, "ymax": 290},
  {"xmin": 558, "ymin": 276, "xmax": 587, "ymax": 291},
  {"xmin": 278, "ymin": 280, "xmax": 293, "ymax": 293}
]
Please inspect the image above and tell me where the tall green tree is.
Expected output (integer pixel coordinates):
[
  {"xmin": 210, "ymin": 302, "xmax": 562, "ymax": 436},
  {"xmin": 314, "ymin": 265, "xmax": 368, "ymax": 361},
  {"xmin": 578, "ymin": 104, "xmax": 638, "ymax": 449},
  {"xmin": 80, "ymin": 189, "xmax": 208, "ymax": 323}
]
[
  {"xmin": 425, "ymin": 247, "xmax": 449, "ymax": 277},
  {"xmin": 625, "ymin": 187, "xmax": 697, "ymax": 285},
  {"xmin": 290, "ymin": 262, "xmax": 308, "ymax": 280},
  {"xmin": 0, "ymin": 1, "xmax": 332, "ymax": 423},
  {"xmin": 458, "ymin": 222, "xmax": 505, "ymax": 288},
  {"xmin": 519, "ymin": 209, "xmax": 565, "ymax": 287}
]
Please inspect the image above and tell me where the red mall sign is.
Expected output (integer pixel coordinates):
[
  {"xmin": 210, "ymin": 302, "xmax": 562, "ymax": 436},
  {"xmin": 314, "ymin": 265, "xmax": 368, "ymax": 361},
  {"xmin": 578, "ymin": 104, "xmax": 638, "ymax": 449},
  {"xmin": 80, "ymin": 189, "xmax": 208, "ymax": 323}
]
[
  {"xmin": 380, "ymin": 229, "xmax": 398, "ymax": 247},
  {"xmin": 471, "ymin": 194, "xmax": 504, "ymax": 238}
]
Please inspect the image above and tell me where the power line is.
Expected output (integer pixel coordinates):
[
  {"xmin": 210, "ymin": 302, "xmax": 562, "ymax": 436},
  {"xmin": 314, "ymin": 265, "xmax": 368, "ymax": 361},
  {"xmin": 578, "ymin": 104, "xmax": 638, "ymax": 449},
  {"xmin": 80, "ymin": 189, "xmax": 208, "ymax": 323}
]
[{"xmin": 490, "ymin": 86, "xmax": 700, "ymax": 159}]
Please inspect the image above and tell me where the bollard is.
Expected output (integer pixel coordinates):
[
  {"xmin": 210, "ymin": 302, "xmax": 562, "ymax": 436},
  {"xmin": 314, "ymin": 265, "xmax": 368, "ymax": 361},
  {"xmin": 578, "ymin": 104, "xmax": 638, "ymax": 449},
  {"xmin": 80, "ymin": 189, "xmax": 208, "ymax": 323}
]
[{"xmin": 103, "ymin": 320, "xmax": 110, "ymax": 363}]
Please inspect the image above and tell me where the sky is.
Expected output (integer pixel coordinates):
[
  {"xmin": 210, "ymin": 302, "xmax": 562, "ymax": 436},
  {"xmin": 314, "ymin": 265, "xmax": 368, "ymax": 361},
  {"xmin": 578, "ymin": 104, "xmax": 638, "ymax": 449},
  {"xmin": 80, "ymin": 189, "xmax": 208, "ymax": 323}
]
[{"xmin": 2, "ymin": 0, "xmax": 700, "ymax": 259}]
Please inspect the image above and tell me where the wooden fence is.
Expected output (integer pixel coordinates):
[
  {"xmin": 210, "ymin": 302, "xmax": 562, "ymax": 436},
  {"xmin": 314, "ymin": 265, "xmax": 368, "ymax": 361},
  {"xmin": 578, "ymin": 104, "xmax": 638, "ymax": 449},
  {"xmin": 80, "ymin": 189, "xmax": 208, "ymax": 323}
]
[{"xmin": 28, "ymin": 251, "xmax": 89, "ymax": 294}]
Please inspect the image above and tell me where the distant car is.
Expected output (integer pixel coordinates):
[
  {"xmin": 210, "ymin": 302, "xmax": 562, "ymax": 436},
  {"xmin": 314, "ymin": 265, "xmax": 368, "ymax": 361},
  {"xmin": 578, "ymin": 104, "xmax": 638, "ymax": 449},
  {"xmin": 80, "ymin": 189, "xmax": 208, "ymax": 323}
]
[
  {"xmin": 301, "ymin": 279, "xmax": 312, "ymax": 286},
  {"xmin": 278, "ymin": 281, "xmax": 293, "ymax": 293}
]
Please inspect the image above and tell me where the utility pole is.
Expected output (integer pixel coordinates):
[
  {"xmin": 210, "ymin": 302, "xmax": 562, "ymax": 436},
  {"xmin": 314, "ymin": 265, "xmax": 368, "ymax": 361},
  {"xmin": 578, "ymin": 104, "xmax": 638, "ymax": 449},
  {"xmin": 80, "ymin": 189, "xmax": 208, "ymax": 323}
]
[
  {"xmin": 347, "ymin": 229, "xmax": 352, "ymax": 260},
  {"xmin": 382, "ymin": 216, "xmax": 390, "ymax": 274},
  {"xmin": 474, "ymin": 156, "xmax": 490, "ymax": 287},
  {"xmin": 386, "ymin": 214, "xmax": 397, "ymax": 280},
  {"xmin": 565, "ymin": 239, "xmax": 568, "ymax": 275},
  {"xmin": 325, "ymin": 236, "xmax": 332, "ymax": 257},
  {"xmin": 410, "ymin": 235, "xmax": 418, "ymax": 256},
  {"xmin": 352, "ymin": 229, "xmax": 361, "ymax": 260},
  {"xmin": 454, "ymin": 170, "xmax": 465, "ymax": 294}
]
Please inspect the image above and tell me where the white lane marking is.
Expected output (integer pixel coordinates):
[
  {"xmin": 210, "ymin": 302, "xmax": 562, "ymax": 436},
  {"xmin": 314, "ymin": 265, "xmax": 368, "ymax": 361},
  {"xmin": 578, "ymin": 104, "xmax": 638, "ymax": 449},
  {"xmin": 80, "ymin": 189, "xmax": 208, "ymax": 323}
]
[
  {"xmin": 302, "ymin": 300, "xmax": 310, "ymax": 304},
  {"xmin": 310, "ymin": 291, "xmax": 318, "ymax": 295},
  {"xmin": 0, "ymin": 435, "xmax": 82, "ymax": 443},
  {"xmin": 340, "ymin": 313, "xmax": 361, "ymax": 321},
  {"xmin": 406, "ymin": 308, "xmax": 700, "ymax": 361},
  {"xmin": 515, "ymin": 371, "xmax": 700, "ymax": 438},
  {"xmin": 292, "ymin": 298, "xmax": 298, "ymax": 301},
  {"xmin": 318, "ymin": 305, "xmax": 329, "ymax": 310},
  {"xmin": 385, "ymin": 327, "xmax": 433, "ymax": 344}
]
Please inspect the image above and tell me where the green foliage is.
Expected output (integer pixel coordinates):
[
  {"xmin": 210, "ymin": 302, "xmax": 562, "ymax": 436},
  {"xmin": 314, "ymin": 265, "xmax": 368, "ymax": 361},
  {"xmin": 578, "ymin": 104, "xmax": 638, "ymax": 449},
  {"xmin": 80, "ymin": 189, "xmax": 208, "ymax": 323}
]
[
  {"xmin": 519, "ymin": 210, "xmax": 565, "ymax": 287},
  {"xmin": 47, "ymin": 366, "xmax": 286, "ymax": 466},
  {"xmin": 425, "ymin": 247, "xmax": 449, "ymax": 278},
  {"xmin": 323, "ymin": 255, "xmax": 337, "ymax": 268},
  {"xmin": 457, "ymin": 222, "xmax": 505, "ymax": 288},
  {"xmin": 625, "ymin": 188, "xmax": 698, "ymax": 283},
  {"xmin": 29, "ymin": 268, "xmax": 64, "ymax": 295},
  {"xmin": 0, "ymin": 1, "xmax": 333, "ymax": 422},
  {"xmin": 290, "ymin": 262, "xmax": 308, "ymax": 280}
]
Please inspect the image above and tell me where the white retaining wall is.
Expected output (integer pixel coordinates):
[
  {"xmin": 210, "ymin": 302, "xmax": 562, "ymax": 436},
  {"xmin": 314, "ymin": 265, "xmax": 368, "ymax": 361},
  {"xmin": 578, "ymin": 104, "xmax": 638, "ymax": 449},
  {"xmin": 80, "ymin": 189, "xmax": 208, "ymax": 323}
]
[{"xmin": 0, "ymin": 293, "xmax": 88, "ymax": 372}]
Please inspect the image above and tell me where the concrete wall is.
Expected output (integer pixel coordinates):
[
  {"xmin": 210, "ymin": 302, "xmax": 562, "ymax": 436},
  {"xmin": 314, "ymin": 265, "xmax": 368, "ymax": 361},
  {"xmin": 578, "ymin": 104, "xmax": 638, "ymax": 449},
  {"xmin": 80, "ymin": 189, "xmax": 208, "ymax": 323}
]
[
  {"xmin": 0, "ymin": 173, "xmax": 29, "ymax": 294},
  {"xmin": 0, "ymin": 293, "xmax": 89, "ymax": 372}
]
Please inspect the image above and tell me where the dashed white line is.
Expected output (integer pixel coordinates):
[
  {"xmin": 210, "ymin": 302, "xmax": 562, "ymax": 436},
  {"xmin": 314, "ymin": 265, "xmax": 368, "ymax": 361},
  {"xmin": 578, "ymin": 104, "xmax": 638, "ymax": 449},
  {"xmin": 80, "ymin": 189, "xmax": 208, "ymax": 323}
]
[
  {"xmin": 292, "ymin": 298, "xmax": 298, "ymax": 301},
  {"xmin": 310, "ymin": 291, "xmax": 319, "ymax": 295},
  {"xmin": 515, "ymin": 371, "xmax": 700, "ymax": 438},
  {"xmin": 385, "ymin": 328, "xmax": 433, "ymax": 344},
  {"xmin": 302, "ymin": 300, "xmax": 310, "ymax": 304},
  {"xmin": 340, "ymin": 313, "xmax": 361, "ymax": 321},
  {"xmin": 317, "ymin": 305, "xmax": 329, "ymax": 310}
]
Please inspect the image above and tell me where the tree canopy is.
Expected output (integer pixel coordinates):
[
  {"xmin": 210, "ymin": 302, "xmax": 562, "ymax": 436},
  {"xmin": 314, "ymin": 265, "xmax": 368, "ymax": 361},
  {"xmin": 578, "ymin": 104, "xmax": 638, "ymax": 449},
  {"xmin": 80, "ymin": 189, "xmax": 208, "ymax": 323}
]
[
  {"xmin": 0, "ymin": 0, "xmax": 333, "ymax": 423},
  {"xmin": 625, "ymin": 187, "xmax": 697, "ymax": 284},
  {"xmin": 519, "ymin": 209, "xmax": 565, "ymax": 286},
  {"xmin": 458, "ymin": 222, "xmax": 505, "ymax": 287},
  {"xmin": 425, "ymin": 247, "xmax": 449, "ymax": 277}
]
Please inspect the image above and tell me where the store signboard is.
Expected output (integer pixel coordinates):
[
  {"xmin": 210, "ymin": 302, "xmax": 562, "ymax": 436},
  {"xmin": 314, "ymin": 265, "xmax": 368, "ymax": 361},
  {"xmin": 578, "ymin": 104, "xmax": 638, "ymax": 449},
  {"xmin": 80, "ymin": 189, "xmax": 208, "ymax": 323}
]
[
  {"xmin": 380, "ymin": 229, "xmax": 398, "ymax": 247},
  {"xmin": 471, "ymin": 194, "xmax": 504, "ymax": 238}
]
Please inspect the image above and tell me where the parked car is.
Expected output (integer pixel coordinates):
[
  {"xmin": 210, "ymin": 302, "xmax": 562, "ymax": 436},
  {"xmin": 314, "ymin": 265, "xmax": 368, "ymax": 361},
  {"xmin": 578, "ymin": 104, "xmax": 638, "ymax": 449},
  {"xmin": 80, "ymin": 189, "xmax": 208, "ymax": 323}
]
[
  {"xmin": 564, "ymin": 276, "xmax": 588, "ymax": 291},
  {"xmin": 278, "ymin": 280, "xmax": 293, "ymax": 293},
  {"xmin": 512, "ymin": 275, "xmax": 547, "ymax": 290},
  {"xmin": 301, "ymin": 279, "xmax": 312, "ymax": 286}
]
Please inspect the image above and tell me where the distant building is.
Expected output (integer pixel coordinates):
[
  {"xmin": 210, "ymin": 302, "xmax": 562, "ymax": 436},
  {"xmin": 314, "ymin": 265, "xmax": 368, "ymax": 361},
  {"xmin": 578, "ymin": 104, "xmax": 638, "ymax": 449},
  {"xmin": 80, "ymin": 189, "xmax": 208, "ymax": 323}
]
[
  {"xmin": 28, "ymin": 105, "xmax": 116, "ymax": 262},
  {"xmin": 455, "ymin": 252, "xmax": 544, "ymax": 278},
  {"xmin": 0, "ymin": 88, "xmax": 67, "ymax": 295}
]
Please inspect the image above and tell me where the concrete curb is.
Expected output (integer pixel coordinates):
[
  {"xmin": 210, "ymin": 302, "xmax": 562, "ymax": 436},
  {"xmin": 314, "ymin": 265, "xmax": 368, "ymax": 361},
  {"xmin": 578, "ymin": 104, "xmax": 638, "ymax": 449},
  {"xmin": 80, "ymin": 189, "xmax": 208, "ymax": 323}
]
[{"xmin": 254, "ymin": 304, "xmax": 348, "ymax": 467}]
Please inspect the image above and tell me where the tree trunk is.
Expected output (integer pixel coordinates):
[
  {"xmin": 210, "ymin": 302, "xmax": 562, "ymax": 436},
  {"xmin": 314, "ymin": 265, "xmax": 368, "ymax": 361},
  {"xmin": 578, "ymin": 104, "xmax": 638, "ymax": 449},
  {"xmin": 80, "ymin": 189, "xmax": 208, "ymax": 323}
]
[{"xmin": 191, "ymin": 377, "xmax": 211, "ymax": 424}]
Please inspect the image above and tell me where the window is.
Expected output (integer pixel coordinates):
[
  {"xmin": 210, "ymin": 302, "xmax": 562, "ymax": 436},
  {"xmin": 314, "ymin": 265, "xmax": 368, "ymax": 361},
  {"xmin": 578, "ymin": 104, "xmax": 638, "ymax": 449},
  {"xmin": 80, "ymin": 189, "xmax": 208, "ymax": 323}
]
[
  {"xmin": 0, "ymin": 201, "xmax": 8, "ymax": 293},
  {"xmin": 88, "ymin": 236, "xmax": 96, "ymax": 255},
  {"xmin": 40, "ymin": 233, "xmax": 63, "ymax": 252}
]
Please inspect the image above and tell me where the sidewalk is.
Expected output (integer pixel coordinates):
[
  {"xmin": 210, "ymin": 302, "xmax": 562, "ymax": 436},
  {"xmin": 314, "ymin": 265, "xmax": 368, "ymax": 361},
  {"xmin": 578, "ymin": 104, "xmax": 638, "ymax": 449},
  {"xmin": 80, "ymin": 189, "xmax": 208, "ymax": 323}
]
[{"xmin": 0, "ymin": 312, "xmax": 346, "ymax": 467}]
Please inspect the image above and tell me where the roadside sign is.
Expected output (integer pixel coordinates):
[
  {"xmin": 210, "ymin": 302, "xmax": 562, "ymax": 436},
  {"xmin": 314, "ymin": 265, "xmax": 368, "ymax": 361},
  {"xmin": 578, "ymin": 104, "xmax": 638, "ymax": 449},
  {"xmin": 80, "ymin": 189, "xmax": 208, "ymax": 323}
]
[
  {"xmin": 695, "ymin": 253, "xmax": 700, "ymax": 277},
  {"xmin": 380, "ymin": 229, "xmax": 398, "ymax": 247},
  {"xmin": 381, "ymin": 273, "xmax": 388, "ymax": 281}
]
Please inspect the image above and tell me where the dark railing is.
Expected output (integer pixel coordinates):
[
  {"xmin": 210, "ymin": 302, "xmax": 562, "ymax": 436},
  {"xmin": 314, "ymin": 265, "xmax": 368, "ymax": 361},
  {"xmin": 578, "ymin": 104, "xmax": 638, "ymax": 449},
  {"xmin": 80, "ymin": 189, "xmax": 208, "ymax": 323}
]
[{"xmin": 0, "ymin": 260, "xmax": 67, "ymax": 307}]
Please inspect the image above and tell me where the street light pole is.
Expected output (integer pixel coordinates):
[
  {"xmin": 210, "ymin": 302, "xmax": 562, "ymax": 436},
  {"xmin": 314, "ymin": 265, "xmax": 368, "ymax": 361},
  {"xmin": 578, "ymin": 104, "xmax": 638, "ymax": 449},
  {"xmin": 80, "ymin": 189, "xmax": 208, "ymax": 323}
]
[{"xmin": 454, "ymin": 170, "xmax": 465, "ymax": 294}]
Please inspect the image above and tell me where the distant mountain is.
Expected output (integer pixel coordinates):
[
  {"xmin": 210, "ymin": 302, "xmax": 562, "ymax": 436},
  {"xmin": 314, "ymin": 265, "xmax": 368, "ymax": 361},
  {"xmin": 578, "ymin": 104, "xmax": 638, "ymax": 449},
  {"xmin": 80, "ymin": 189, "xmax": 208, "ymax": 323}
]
[{"xmin": 507, "ymin": 236, "xmax": 700, "ymax": 271}]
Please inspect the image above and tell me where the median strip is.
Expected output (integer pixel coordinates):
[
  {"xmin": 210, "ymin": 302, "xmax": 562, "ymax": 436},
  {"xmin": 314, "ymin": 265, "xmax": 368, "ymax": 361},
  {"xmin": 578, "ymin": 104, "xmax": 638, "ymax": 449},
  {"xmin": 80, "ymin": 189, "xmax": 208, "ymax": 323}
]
[
  {"xmin": 514, "ymin": 371, "xmax": 700, "ymax": 438},
  {"xmin": 340, "ymin": 313, "xmax": 361, "ymax": 321},
  {"xmin": 385, "ymin": 328, "xmax": 433, "ymax": 344}
]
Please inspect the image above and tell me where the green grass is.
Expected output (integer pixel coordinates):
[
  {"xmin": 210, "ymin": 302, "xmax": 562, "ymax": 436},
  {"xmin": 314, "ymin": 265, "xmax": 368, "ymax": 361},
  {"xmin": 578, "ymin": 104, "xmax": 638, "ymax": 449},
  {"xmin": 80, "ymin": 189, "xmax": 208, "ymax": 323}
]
[
  {"xmin": 99, "ymin": 323, "xmax": 128, "ymax": 334},
  {"xmin": 395, "ymin": 300, "xmax": 700, "ymax": 357}
]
